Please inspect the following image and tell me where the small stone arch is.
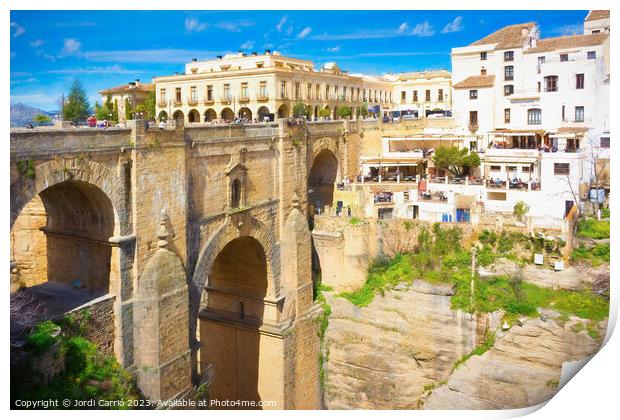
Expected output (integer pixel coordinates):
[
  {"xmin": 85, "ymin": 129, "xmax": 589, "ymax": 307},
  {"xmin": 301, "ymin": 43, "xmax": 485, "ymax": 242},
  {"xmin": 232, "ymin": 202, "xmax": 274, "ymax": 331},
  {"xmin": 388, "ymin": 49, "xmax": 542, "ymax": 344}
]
[
  {"xmin": 277, "ymin": 104, "xmax": 290, "ymax": 118},
  {"xmin": 188, "ymin": 109, "xmax": 200, "ymax": 123},
  {"xmin": 238, "ymin": 107, "xmax": 252, "ymax": 121},
  {"xmin": 204, "ymin": 108, "xmax": 217, "ymax": 122},
  {"xmin": 221, "ymin": 107, "xmax": 234, "ymax": 121},
  {"xmin": 172, "ymin": 110, "xmax": 184, "ymax": 124},
  {"xmin": 157, "ymin": 110, "xmax": 168, "ymax": 122},
  {"xmin": 257, "ymin": 106, "xmax": 271, "ymax": 122}
]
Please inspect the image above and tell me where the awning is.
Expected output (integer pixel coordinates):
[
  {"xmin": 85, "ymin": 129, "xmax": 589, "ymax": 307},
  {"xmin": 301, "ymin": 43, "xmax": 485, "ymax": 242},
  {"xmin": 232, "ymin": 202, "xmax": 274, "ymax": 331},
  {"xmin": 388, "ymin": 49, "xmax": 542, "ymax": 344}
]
[
  {"xmin": 550, "ymin": 127, "xmax": 588, "ymax": 139},
  {"xmin": 491, "ymin": 130, "xmax": 546, "ymax": 137},
  {"xmin": 362, "ymin": 158, "xmax": 422, "ymax": 167},
  {"xmin": 484, "ymin": 157, "xmax": 539, "ymax": 164}
]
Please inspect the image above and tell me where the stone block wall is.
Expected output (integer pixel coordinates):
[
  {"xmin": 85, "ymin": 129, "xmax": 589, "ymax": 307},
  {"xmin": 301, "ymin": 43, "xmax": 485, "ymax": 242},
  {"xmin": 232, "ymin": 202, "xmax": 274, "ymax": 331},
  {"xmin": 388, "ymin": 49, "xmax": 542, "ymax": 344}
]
[{"xmin": 67, "ymin": 294, "xmax": 116, "ymax": 357}]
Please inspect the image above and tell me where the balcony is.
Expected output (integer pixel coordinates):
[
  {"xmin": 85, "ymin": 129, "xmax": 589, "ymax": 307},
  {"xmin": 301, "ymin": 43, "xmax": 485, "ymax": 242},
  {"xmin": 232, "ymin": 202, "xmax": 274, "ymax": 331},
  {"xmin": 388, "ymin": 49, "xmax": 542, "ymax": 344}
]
[
  {"xmin": 187, "ymin": 99, "xmax": 198, "ymax": 106},
  {"xmin": 485, "ymin": 148, "xmax": 540, "ymax": 159},
  {"xmin": 203, "ymin": 98, "xmax": 214, "ymax": 105},
  {"xmin": 256, "ymin": 94, "xmax": 269, "ymax": 101},
  {"xmin": 238, "ymin": 96, "xmax": 250, "ymax": 103},
  {"xmin": 220, "ymin": 96, "xmax": 232, "ymax": 105},
  {"xmin": 158, "ymin": 101, "xmax": 167, "ymax": 107},
  {"xmin": 468, "ymin": 123, "xmax": 479, "ymax": 133},
  {"xmin": 174, "ymin": 100, "xmax": 182, "ymax": 107}
]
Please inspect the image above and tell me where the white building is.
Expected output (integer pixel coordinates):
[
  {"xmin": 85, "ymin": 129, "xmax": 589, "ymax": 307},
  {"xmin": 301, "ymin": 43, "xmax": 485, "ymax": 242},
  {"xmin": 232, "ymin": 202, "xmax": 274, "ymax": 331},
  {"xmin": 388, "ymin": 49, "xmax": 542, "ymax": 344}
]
[{"xmin": 449, "ymin": 11, "xmax": 610, "ymax": 223}]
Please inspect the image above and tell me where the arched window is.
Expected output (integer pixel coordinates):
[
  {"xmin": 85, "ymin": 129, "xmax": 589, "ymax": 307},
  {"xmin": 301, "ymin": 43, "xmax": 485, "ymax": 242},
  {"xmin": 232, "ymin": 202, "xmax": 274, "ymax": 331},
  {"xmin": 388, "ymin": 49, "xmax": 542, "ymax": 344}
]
[{"xmin": 231, "ymin": 179, "xmax": 241, "ymax": 209}]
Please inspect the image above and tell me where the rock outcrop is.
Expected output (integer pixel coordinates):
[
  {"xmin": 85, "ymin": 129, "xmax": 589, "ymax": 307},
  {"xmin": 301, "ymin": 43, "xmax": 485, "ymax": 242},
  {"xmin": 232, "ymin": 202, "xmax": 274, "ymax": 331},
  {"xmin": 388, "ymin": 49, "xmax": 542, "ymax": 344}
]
[
  {"xmin": 424, "ymin": 316, "xmax": 605, "ymax": 409},
  {"xmin": 323, "ymin": 282, "xmax": 480, "ymax": 409}
]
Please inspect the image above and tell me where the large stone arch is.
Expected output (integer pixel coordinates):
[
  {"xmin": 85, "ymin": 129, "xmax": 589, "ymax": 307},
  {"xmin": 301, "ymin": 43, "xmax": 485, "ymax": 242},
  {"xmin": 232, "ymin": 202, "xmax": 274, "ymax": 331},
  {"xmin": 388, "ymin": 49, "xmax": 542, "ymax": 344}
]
[
  {"xmin": 190, "ymin": 212, "xmax": 280, "ymax": 328},
  {"xmin": 10, "ymin": 157, "xmax": 129, "ymax": 234}
]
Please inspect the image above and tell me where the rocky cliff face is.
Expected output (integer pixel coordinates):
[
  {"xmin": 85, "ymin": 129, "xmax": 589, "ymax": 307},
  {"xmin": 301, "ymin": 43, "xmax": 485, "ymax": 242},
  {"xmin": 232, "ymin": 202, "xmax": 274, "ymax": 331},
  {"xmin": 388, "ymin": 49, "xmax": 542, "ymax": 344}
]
[{"xmin": 322, "ymin": 280, "xmax": 605, "ymax": 410}]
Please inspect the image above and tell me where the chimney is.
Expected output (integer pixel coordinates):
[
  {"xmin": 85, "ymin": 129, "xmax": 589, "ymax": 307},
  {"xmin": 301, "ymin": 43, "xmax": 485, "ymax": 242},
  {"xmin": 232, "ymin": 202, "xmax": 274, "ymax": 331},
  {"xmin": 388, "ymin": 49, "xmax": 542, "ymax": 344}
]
[
  {"xmin": 135, "ymin": 78, "xmax": 140, "ymax": 87},
  {"xmin": 521, "ymin": 26, "xmax": 529, "ymax": 37},
  {"xmin": 252, "ymin": 51, "xmax": 258, "ymax": 56},
  {"xmin": 481, "ymin": 67, "xmax": 487, "ymax": 76},
  {"xmin": 192, "ymin": 58, "xmax": 197, "ymax": 62},
  {"xmin": 265, "ymin": 49, "xmax": 271, "ymax": 54},
  {"xmin": 216, "ymin": 55, "xmax": 223, "ymax": 59}
]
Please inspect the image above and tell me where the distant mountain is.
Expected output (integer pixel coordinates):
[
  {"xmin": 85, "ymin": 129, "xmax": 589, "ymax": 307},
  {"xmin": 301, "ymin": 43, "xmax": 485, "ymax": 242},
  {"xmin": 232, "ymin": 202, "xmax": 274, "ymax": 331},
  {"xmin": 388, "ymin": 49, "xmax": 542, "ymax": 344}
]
[{"xmin": 10, "ymin": 103, "xmax": 55, "ymax": 127}]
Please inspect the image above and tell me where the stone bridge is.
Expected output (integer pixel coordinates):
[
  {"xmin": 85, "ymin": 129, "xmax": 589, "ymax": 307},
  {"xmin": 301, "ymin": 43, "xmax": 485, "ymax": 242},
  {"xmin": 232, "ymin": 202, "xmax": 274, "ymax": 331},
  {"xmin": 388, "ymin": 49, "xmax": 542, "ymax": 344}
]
[{"xmin": 9, "ymin": 118, "xmax": 365, "ymax": 408}]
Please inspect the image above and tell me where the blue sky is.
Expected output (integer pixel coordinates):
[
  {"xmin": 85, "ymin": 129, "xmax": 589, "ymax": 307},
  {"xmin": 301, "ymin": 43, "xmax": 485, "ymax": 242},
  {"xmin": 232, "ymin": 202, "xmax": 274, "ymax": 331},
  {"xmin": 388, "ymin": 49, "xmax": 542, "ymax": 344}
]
[{"xmin": 10, "ymin": 10, "xmax": 588, "ymax": 111}]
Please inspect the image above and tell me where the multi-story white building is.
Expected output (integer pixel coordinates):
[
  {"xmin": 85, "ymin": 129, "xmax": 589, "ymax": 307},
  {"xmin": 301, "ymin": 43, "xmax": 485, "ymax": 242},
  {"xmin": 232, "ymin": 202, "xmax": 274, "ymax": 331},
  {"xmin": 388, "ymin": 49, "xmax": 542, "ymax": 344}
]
[
  {"xmin": 449, "ymin": 11, "xmax": 610, "ymax": 222},
  {"xmin": 385, "ymin": 70, "xmax": 452, "ymax": 117}
]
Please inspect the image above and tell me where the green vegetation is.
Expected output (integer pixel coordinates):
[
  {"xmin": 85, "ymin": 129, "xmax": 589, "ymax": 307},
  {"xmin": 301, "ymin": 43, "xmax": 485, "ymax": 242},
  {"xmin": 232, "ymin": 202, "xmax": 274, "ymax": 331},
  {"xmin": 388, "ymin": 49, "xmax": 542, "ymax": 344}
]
[
  {"xmin": 601, "ymin": 207, "xmax": 610, "ymax": 219},
  {"xmin": 576, "ymin": 218, "xmax": 610, "ymax": 239},
  {"xmin": 292, "ymin": 102, "xmax": 309, "ymax": 118},
  {"xmin": 17, "ymin": 160, "xmax": 35, "ymax": 180},
  {"xmin": 572, "ymin": 243, "xmax": 610, "ymax": 267},
  {"xmin": 476, "ymin": 229, "xmax": 564, "ymax": 266},
  {"xmin": 452, "ymin": 332, "xmax": 496, "ymax": 372},
  {"xmin": 336, "ymin": 105, "xmax": 352, "ymax": 119},
  {"xmin": 340, "ymin": 224, "xmax": 608, "ymax": 323},
  {"xmin": 124, "ymin": 98, "xmax": 132, "ymax": 121},
  {"xmin": 513, "ymin": 201, "xmax": 530, "ymax": 221},
  {"xmin": 12, "ymin": 315, "xmax": 140, "ymax": 408},
  {"xmin": 63, "ymin": 79, "xmax": 91, "ymax": 124},
  {"xmin": 316, "ymin": 283, "xmax": 333, "ymax": 390},
  {"xmin": 432, "ymin": 146, "xmax": 481, "ymax": 177},
  {"xmin": 349, "ymin": 216, "xmax": 363, "ymax": 226},
  {"xmin": 133, "ymin": 91, "xmax": 156, "ymax": 120},
  {"xmin": 32, "ymin": 114, "xmax": 52, "ymax": 125},
  {"xmin": 318, "ymin": 107, "xmax": 331, "ymax": 118}
]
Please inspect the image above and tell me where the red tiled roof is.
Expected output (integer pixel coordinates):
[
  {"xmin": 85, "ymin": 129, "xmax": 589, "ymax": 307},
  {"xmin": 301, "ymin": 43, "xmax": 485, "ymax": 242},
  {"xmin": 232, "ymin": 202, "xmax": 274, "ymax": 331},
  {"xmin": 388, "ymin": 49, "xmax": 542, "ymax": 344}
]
[
  {"xmin": 99, "ymin": 83, "xmax": 154, "ymax": 95},
  {"xmin": 452, "ymin": 75, "xmax": 495, "ymax": 89},
  {"xmin": 470, "ymin": 22, "xmax": 537, "ymax": 50},
  {"xmin": 525, "ymin": 33, "xmax": 609, "ymax": 53},
  {"xmin": 585, "ymin": 10, "xmax": 610, "ymax": 22}
]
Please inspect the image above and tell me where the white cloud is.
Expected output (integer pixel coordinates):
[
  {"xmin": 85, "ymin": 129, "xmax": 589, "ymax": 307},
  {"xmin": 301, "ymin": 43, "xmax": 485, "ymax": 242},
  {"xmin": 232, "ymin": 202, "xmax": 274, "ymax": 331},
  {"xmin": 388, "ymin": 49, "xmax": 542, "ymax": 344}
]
[
  {"xmin": 10, "ymin": 93, "xmax": 59, "ymax": 109},
  {"xmin": 548, "ymin": 23, "xmax": 583, "ymax": 36},
  {"xmin": 11, "ymin": 22, "xmax": 25, "ymax": 37},
  {"xmin": 297, "ymin": 27, "xmax": 312, "ymax": 40},
  {"xmin": 29, "ymin": 39, "xmax": 45, "ymax": 48},
  {"xmin": 326, "ymin": 46, "xmax": 340, "ymax": 52},
  {"xmin": 442, "ymin": 16, "xmax": 464, "ymax": 33},
  {"xmin": 45, "ymin": 65, "xmax": 138, "ymax": 75},
  {"xmin": 411, "ymin": 21, "xmax": 435, "ymax": 37},
  {"xmin": 185, "ymin": 17, "xmax": 208, "ymax": 33},
  {"xmin": 276, "ymin": 16, "xmax": 288, "ymax": 32},
  {"xmin": 60, "ymin": 38, "xmax": 81, "ymax": 56},
  {"xmin": 240, "ymin": 40, "xmax": 255, "ymax": 50},
  {"xmin": 216, "ymin": 20, "xmax": 254, "ymax": 32},
  {"xmin": 286, "ymin": 26, "xmax": 293, "ymax": 36},
  {"xmin": 397, "ymin": 22, "xmax": 409, "ymax": 34}
]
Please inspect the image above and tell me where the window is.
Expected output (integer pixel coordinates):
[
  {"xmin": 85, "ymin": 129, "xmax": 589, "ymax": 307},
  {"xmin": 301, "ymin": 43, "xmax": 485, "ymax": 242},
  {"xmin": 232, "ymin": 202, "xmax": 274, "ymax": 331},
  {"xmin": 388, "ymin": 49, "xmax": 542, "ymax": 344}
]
[
  {"xmin": 575, "ymin": 106, "xmax": 584, "ymax": 122},
  {"xmin": 544, "ymin": 76, "xmax": 558, "ymax": 92},
  {"xmin": 507, "ymin": 166, "xmax": 517, "ymax": 172},
  {"xmin": 281, "ymin": 81, "xmax": 287, "ymax": 99},
  {"xmin": 231, "ymin": 179, "xmax": 241, "ymax": 208},
  {"xmin": 600, "ymin": 137, "xmax": 610, "ymax": 148},
  {"xmin": 240, "ymin": 82, "xmax": 248, "ymax": 99},
  {"xmin": 469, "ymin": 111, "xmax": 478, "ymax": 126},
  {"xmin": 401, "ymin": 91, "xmax": 406, "ymax": 101},
  {"xmin": 316, "ymin": 84, "xmax": 321, "ymax": 100},
  {"xmin": 295, "ymin": 82, "xmax": 300, "ymax": 99},
  {"xmin": 504, "ymin": 85, "xmax": 514, "ymax": 96},
  {"xmin": 490, "ymin": 165, "xmax": 501, "ymax": 172},
  {"xmin": 175, "ymin": 87, "xmax": 181, "ymax": 103},
  {"xmin": 537, "ymin": 56, "xmax": 545, "ymax": 73},
  {"xmin": 504, "ymin": 108, "xmax": 511, "ymax": 124},
  {"xmin": 537, "ymin": 81, "xmax": 541, "ymax": 92},
  {"xmin": 438, "ymin": 89, "xmax": 444, "ymax": 101},
  {"xmin": 587, "ymin": 51, "xmax": 596, "ymax": 59},
  {"xmin": 307, "ymin": 83, "xmax": 312, "ymax": 99},
  {"xmin": 413, "ymin": 90, "xmax": 418, "ymax": 102},
  {"xmin": 259, "ymin": 81, "xmax": 267, "ymax": 98},
  {"xmin": 560, "ymin": 53, "xmax": 569, "ymax": 62},
  {"xmin": 521, "ymin": 166, "xmax": 531, "ymax": 173},
  {"xmin": 504, "ymin": 65, "xmax": 514, "ymax": 81},
  {"xmin": 190, "ymin": 86, "xmax": 197, "ymax": 101},
  {"xmin": 504, "ymin": 51, "xmax": 514, "ymax": 61},
  {"xmin": 554, "ymin": 163, "xmax": 570, "ymax": 176},
  {"xmin": 224, "ymin": 84, "xmax": 231, "ymax": 100},
  {"xmin": 527, "ymin": 108, "xmax": 541, "ymax": 125},
  {"xmin": 469, "ymin": 90, "xmax": 478, "ymax": 100},
  {"xmin": 335, "ymin": 86, "xmax": 339, "ymax": 99},
  {"xmin": 592, "ymin": 30, "xmax": 601, "ymax": 34},
  {"xmin": 425, "ymin": 90, "xmax": 431, "ymax": 102},
  {"xmin": 362, "ymin": 89, "xmax": 366, "ymax": 101},
  {"xmin": 207, "ymin": 85, "xmax": 213, "ymax": 101},
  {"xmin": 325, "ymin": 85, "xmax": 330, "ymax": 99},
  {"xmin": 343, "ymin": 86, "xmax": 348, "ymax": 100},
  {"xmin": 562, "ymin": 105, "xmax": 565, "ymax": 122},
  {"xmin": 160, "ymin": 88, "xmax": 166, "ymax": 103},
  {"xmin": 576, "ymin": 73, "xmax": 584, "ymax": 89},
  {"xmin": 480, "ymin": 52, "xmax": 487, "ymax": 60}
]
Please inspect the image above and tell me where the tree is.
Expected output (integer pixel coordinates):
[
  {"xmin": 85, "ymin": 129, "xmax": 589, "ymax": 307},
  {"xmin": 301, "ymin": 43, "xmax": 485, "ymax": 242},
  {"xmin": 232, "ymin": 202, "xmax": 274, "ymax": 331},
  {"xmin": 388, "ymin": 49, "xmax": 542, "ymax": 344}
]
[
  {"xmin": 513, "ymin": 201, "xmax": 530, "ymax": 222},
  {"xmin": 337, "ymin": 106, "xmax": 352, "ymax": 119},
  {"xmin": 32, "ymin": 114, "xmax": 51, "ymax": 126},
  {"xmin": 94, "ymin": 101, "xmax": 112, "ymax": 121},
  {"xmin": 292, "ymin": 102, "xmax": 308, "ymax": 118},
  {"xmin": 112, "ymin": 99, "xmax": 119, "ymax": 124},
  {"xmin": 359, "ymin": 103, "xmax": 369, "ymax": 118},
  {"xmin": 318, "ymin": 108, "xmax": 331, "ymax": 119},
  {"xmin": 63, "ymin": 79, "xmax": 90, "ymax": 124},
  {"xmin": 124, "ymin": 98, "xmax": 132, "ymax": 121},
  {"xmin": 432, "ymin": 146, "xmax": 481, "ymax": 177},
  {"xmin": 143, "ymin": 91, "xmax": 156, "ymax": 120}
]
